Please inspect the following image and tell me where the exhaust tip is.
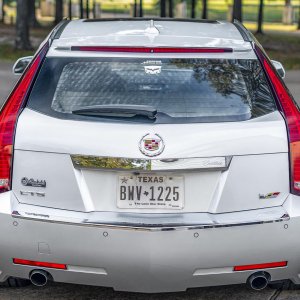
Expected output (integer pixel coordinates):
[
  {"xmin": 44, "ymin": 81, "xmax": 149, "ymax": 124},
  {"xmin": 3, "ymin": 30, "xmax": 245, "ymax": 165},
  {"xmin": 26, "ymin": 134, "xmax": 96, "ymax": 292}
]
[
  {"xmin": 247, "ymin": 271, "xmax": 271, "ymax": 291},
  {"xmin": 29, "ymin": 270, "xmax": 52, "ymax": 287}
]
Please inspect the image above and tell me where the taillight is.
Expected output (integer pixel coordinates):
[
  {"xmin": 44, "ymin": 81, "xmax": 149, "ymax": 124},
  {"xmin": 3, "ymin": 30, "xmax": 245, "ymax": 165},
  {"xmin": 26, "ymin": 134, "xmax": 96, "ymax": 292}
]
[
  {"xmin": 71, "ymin": 46, "xmax": 233, "ymax": 53},
  {"xmin": 0, "ymin": 43, "xmax": 48, "ymax": 193},
  {"xmin": 13, "ymin": 258, "xmax": 67, "ymax": 270},
  {"xmin": 234, "ymin": 261, "xmax": 287, "ymax": 272},
  {"xmin": 255, "ymin": 45, "xmax": 300, "ymax": 195}
]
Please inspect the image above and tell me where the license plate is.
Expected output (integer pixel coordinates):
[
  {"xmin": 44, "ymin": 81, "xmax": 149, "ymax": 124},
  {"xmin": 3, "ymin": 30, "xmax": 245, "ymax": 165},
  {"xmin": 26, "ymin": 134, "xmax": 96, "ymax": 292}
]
[{"xmin": 117, "ymin": 174, "xmax": 184, "ymax": 209}]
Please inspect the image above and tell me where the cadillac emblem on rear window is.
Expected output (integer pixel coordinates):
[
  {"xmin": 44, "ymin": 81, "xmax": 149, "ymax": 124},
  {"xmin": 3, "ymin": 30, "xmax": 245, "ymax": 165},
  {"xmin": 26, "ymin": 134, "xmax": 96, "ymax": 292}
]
[
  {"xmin": 144, "ymin": 65, "xmax": 162, "ymax": 75},
  {"xmin": 139, "ymin": 133, "xmax": 165, "ymax": 157}
]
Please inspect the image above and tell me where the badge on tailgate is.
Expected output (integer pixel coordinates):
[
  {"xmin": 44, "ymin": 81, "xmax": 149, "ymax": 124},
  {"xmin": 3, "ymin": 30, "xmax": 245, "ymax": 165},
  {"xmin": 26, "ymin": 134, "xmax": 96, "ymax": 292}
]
[{"xmin": 21, "ymin": 177, "xmax": 46, "ymax": 188}]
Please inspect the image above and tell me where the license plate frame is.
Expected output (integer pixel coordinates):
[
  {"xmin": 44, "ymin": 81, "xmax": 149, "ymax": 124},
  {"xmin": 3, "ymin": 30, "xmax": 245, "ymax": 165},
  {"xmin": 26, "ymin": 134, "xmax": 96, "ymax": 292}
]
[{"xmin": 117, "ymin": 174, "xmax": 184, "ymax": 210}]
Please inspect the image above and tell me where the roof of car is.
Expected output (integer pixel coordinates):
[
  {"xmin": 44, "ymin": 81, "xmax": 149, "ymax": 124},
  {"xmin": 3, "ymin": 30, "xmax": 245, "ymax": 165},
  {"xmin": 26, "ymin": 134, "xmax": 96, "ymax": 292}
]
[{"xmin": 50, "ymin": 19, "xmax": 253, "ymax": 52}]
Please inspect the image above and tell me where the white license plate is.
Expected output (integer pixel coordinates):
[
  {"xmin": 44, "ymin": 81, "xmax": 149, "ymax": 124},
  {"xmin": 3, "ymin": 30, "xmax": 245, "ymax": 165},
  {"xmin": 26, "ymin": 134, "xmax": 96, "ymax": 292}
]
[{"xmin": 117, "ymin": 174, "xmax": 184, "ymax": 209}]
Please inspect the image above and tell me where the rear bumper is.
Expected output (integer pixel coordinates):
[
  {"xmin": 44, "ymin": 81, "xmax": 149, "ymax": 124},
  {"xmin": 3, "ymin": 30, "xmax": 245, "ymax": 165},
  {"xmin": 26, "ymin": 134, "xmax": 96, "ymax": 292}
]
[{"xmin": 1, "ymin": 193, "xmax": 300, "ymax": 293}]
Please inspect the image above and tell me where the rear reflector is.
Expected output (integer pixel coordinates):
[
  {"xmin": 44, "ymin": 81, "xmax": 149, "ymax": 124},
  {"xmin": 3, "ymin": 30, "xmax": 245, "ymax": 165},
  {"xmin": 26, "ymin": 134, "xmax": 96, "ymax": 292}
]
[
  {"xmin": 234, "ymin": 261, "xmax": 287, "ymax": 272},
  {"xmin": 255, "ymin": 45, "xmax": 300, "ymax": 195},
  {"xmin": 0, "ymin": 43, "xmax": 48, "ymax": 193},
  {"xmin": 13, "ymin": 258, "xmax": 67, "ymax": 270},
  {"xmin": 71, "ymin": 46, "xmax": 233, "ymax": 53}
]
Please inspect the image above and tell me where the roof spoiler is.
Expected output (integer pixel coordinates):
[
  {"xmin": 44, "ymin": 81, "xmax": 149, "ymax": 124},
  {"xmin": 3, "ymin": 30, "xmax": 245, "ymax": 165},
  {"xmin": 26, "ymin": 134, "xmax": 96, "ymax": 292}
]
[
  {"xmin": 233, "ymin": 20, "xmax": 253, "ymax": 42},
  {"xmin": 70, "ymin": 46, "xmax": 234, "ymax": 53}
]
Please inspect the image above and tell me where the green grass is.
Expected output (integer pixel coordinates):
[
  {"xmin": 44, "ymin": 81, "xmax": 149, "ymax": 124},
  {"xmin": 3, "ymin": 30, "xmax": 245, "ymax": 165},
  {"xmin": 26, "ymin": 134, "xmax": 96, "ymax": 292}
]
[
  {"xmin": 267, "ymin": 50, "xmax": 300, "ymax": 70},
  {"xmin": 99, "ymin": 0, "xmax": 299, "ymax": 23},
  {"xmin": 245, "ymin": 22, "xmax": 297, "ymax": 31},
  {"xmin": 254, "ymin": 33, "xmax": 300, "ymax": 70},
  {"xmin": 204, "ymin": 2, "xmax": 299, "ymax": 23},
  {"xmin": 0, "ymin": 44, "xmax": 34, "ymax": 62}
]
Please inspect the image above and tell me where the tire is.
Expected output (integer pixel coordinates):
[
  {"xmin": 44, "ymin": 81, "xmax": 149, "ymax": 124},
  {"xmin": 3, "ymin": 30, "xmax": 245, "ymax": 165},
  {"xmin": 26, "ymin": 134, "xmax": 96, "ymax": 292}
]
[{"xmin": 2, "ymin": 277, "xmax": 31, "ymax": 288}]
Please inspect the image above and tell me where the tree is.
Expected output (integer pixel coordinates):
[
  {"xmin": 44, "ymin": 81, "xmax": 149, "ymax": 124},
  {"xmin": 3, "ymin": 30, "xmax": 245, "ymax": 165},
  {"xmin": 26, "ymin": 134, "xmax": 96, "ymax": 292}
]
[
  {"xmin": 169, "ymin": 0, "xmax": 173, "ymax": 17},
  {"xmin": 202, "ymin": 0, "xmax": 207, "ymax": 19},
  {"xmin": 68, "ymin": 0, "xmax": 72, "ymax": 19},
  {"xmin": 160, "ymin": 0, "xmax": 166, "ymax": 17},
  {"xmin": 93, "ymin": 0, "xmax": 97, "ymax": 18},
  {"xmin": 139, "ymin": 0, "xmax": 143, "ymax": 16},
  {"xmin": 257, "ymin": 0, "xmax": 264, "ymax": 34},
  {"xmin": 191, "ymin": 0, "xmax": 196, "ymax": 18},
  {"xmin": 15, "ymin": 0, "xmax": 32, "ymax": 50},
  {"xmin": 80, "ymin": 0, "xmax": 84, "ymax": 18},
  {"xmin": 1, "ymin": 0, "xmax": 5, "ymax": 23},
  {"xmin": 298, "ymin": 1, "xmax": 300, "ymax": 30},
  {"xmin": 55, "ymin": 0, "xmax": 64, "ymax": 24},
  {"xmin": 133, "ymin": 0, "xmax": 137, "ymax": 17},
  {"xmin": 29, "ymin": 0, "xmax": 40, "ymax": 27},
  {"xmin": 86, "ymin": 0, "xmax": 89, "ymax": 18},
  {"xmin": 232, "ymin": 0, "xmax": 242, "ymax": 22},
  {"xmin": 283, "ymin": 0, "xmax": 292, "ymax": 24}
]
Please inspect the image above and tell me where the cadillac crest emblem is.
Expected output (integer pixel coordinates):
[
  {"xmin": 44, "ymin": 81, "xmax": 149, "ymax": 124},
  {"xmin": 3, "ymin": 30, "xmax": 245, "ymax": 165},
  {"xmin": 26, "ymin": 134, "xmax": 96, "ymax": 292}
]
[{"xmin": 139, "ymin": 133, "xmax": 165, "ymax": 157}]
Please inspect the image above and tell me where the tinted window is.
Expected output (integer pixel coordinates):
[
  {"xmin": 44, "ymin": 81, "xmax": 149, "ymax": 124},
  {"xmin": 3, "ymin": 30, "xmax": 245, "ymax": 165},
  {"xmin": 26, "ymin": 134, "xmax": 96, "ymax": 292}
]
[{"xmin": 28, "ymin": 57, "xmax": 276, "ymax": 124}]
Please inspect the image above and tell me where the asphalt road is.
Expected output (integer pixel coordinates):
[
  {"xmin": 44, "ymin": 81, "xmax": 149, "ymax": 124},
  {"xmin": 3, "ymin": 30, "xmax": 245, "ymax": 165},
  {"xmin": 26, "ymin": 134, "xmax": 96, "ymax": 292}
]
[
  {"xmin": 0, "ymin": 62, "xmax": 300, "ymax": 299},
  {"xmin": 0, "ymin": 61, "xmax": 17, "ymax": 104}
]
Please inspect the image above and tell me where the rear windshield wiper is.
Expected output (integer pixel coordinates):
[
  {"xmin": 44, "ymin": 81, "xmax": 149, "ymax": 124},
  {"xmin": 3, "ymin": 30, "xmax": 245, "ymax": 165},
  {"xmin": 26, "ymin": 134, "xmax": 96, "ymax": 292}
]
[{"xmin": 72, "ymin": 105, "xmax": 157, "ymax": 119}]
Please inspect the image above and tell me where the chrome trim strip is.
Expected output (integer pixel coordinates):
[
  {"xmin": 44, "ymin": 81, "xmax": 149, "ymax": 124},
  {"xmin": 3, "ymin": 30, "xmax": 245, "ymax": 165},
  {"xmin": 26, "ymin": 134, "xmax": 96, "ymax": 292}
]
[
  {"xmin": 12, "ymin": 209, "xmax": 289, "ymax": 232},
  {"xmin": 71, "ymin": 155, "xmax": 232, "ymax": 172}
]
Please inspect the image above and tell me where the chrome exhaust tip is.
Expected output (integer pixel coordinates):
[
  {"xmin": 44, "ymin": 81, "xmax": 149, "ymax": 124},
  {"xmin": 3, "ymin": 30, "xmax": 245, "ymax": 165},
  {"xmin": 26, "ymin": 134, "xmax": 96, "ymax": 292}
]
[
  {"xmin": 247, "ymin": 271, "xmax": 271, "ymax": 291},
  {"xmin": 29, "ymin": 270, "xmax": 52, "ymax": 287}
]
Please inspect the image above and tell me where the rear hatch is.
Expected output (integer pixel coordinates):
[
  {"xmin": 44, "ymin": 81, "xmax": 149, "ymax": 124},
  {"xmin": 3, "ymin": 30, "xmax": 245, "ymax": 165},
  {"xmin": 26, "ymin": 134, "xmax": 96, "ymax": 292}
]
[{"xmin": 12, "ymin": 55, "xmax": 289, "ymax": 214}]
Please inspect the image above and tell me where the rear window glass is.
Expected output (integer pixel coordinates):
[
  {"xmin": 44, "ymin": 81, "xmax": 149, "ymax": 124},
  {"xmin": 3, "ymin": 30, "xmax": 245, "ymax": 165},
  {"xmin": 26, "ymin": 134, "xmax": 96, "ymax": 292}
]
[{"xmin": 28, "ymin": 57, "xmax": 276, "ymax": 124}]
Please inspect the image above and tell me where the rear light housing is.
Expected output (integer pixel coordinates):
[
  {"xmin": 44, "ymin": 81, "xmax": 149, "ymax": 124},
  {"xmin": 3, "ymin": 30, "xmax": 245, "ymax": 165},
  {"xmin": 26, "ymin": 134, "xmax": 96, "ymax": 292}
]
[
  {"xmin": 255, "ymin": 45, "xmax": 300, "ymax": 196},
  {"xmin": 234, "ymin": 261, "xmax": 287, "ymax": 272},
  {"xmin": 13, "ymin": 258, "xmax": 67, "ymax": 270},
  {"xmin": 0, "ymin": 43, "xmax": 48, "ymax": 193},
  {"xmin": 71, "ymin": 46, "xmax": 233, "ymax": 53}
]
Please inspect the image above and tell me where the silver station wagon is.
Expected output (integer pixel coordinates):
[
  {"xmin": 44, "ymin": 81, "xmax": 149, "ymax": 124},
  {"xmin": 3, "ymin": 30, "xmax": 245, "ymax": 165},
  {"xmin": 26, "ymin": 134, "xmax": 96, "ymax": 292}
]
[{"xmin": 0, "ymin": 18, "xmax": 299, "ymax": 293}]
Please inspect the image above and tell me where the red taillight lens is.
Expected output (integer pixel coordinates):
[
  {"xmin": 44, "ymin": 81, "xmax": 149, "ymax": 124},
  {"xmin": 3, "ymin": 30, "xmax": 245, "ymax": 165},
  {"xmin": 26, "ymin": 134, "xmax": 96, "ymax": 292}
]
[
  {"xmin": 255, "ymin": 45, "xmax": 300, "ymax": 195},
  {"xmin": 0, "ymin": 44, "xmax": 48, "ymax": 193},
  {"xmin": 13, "ymin": 258, "xmax": 67, "ymax": 270},
  {"xmin": 234, "ymin": 261, "xmax": 287, "ymax": 272},
  {"xmin": 71, "ymin": 46, "xmax": 233, "ymax": 53}
]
